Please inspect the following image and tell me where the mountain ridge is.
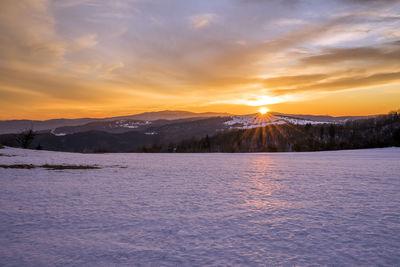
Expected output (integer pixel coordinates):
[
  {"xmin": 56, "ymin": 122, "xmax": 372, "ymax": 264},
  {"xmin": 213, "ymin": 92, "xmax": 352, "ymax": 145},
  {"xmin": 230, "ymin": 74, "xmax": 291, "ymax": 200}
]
[
  {"xmin": 0, "ymin": 110, "xmax": 383, "ymax": 135},
  {"xmin": 0, "ymin": 110, "xmax": 232, "ymax": 134}
]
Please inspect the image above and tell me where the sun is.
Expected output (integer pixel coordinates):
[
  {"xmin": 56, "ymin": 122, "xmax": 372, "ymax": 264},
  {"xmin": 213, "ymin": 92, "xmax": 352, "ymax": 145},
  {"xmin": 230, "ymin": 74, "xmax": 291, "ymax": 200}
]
[{"xmin": 258, "ymin": 107, "xmax": 269, "ymax": 115}]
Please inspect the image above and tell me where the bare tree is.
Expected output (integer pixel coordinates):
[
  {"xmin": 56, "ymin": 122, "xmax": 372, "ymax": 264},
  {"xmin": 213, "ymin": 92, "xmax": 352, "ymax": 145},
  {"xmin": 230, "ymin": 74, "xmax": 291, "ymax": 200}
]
[{"xmin": 16, "ymin": 129, "xmax": 36, "ymax": 149}]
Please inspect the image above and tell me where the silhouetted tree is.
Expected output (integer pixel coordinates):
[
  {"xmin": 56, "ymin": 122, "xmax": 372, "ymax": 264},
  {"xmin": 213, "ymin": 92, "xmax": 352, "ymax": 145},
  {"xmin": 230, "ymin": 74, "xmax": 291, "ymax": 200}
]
[
  {"xmin": 329, "ymin": 124, "xmax": 336, "ymax": 139},
  {"xmin": 320, "ymin": 126, "xmax": 325, "ymax": 140},
  {"xmin": 16, "ymin": 129, "xmax": 36, "ymax": 149},
  {"xmin": 167, "ymin": 112, "xmax": 400, "ymax": 153}
]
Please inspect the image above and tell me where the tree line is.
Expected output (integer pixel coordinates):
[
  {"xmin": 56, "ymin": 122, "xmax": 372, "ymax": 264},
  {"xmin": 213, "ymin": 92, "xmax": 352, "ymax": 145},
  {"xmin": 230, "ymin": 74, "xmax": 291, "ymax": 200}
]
[{"xmin": 138, "ymin": 111, "xmax": 400, "ymax": 153}]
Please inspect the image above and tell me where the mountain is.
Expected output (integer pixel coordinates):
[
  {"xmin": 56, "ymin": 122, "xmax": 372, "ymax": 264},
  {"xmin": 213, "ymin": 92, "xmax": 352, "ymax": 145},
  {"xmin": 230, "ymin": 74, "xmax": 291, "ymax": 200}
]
[
  {"xmin": 2, "ymin": 110, "xmax": 374, "ymax": 135},
  {"xmin": 111, "ymin": 110, "xmax": 232, "ymax": 121},
  {"xmin": 0, "ymin": 110, "xmax": 232, "ymax": 135},
  {"xmin": 2, "ymin": 110, "xmax": 396, "ymax": 153},
  {"xmin": 270, "ymin": 112, "xmax": 374, "ymax": 123},
  {"xmin": 150, "ymin": 113, "xmax": 400, "ymax": 153},
  {"xmin": 0, "ymin": 118, "xmax": 98, "ymax": 135},
  {"xmin": 38, "ymin": 112, "xmax": 377, "ymax": 136},
  {"xmin": 50, "ymin": 117, "xmax": 227, "ymax": 136}
]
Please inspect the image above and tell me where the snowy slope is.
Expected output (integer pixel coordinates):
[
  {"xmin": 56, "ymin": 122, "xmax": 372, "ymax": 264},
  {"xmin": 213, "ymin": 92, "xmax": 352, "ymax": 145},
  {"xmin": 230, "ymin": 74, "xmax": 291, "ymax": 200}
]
[
  {"xmin": 223, "ymin": 114, "xmax": 333, "ymax": 129},
  {"xmin": 0, "ymin": 147, "xmax": 399, "ymax": 266}
]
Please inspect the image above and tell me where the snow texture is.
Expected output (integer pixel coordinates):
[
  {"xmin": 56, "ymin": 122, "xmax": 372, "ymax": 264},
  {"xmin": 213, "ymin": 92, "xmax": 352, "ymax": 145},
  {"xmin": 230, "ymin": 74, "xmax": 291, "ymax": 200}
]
[{"xmin": 0, "ymin": 147, "xmax": 400, "ymax": 266}]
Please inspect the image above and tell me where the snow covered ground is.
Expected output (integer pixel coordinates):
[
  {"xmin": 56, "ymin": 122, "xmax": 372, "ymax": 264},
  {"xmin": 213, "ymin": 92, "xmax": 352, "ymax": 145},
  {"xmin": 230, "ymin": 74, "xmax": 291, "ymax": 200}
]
[{"xmin": 1, "ymin": 147, "xmax": 400, "ymax": 266}]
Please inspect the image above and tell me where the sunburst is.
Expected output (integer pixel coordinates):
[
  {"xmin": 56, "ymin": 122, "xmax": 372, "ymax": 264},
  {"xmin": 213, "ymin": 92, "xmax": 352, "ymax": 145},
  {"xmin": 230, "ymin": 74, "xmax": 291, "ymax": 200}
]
[{"xmin": 259, "ymin": 107, "xmax": 269, "ymax": 115}]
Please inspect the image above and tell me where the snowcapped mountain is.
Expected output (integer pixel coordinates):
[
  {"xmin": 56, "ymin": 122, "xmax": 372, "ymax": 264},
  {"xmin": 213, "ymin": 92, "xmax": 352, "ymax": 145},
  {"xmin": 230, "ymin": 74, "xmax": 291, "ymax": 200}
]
[
  {"xmin": 49, "ymin": 113, "xmax": 351, "ymax": 136},
  {"xmin": 112, "ymin": 110, "xmax": 232, "ymax": 121},
  {"xmin": 222, "ymin": 113, "xmax": 348, "ymax": 129},
  {"xmin": 0, "ymin": 111, "xmax": 392, "ymax": 153},
  {"xmin": 0, "ymin": 110, "xmax": 231, "ymax": 135},
  {"xmin": 0, "ymin": 110, "xmax": 374, "ymax": 136},
  {"xmin": 52, "ymin": 119, "xmax": 153, "ymax": 135}
]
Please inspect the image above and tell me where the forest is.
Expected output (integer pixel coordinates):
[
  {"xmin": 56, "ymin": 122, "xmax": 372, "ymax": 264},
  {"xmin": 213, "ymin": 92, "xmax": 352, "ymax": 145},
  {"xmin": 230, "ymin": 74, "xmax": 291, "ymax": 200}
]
[
  {"xmin": 1, "ymin": 111, "xmax": 399, "ymax": 153},
  {"xmin": 139, "ymin": 111, "xmax": 400, "ymax": 153}
]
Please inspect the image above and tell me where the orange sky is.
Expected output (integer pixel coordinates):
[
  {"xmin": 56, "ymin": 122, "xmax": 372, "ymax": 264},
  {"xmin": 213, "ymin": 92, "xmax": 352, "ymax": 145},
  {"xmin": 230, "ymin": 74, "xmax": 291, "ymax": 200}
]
[{"xmin": 0, "ymin": 0, "xmax": 399, "ymax": 120}]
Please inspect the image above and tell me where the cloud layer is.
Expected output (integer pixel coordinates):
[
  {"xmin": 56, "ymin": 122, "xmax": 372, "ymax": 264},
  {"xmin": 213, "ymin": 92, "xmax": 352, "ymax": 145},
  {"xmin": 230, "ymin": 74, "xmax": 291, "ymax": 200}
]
[{"xmin": 0, "ymin": 0, "xmax": 399, "ymax": 119}]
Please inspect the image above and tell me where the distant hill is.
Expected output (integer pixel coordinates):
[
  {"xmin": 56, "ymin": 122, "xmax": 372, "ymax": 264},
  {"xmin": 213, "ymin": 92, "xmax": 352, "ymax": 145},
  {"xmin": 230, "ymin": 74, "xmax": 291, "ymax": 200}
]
[
  {"xmin": 270, "ymin": 112, "xmax": 375, "ymax": 123},
  {"xmin": 0, "ymin": 131, "xmax": 156, "ymax": 153},
  {"xmin": 0, "ymin": 110, "xmax": 232, "ymax": 135},
  {"xmin": 43, "ymin": 112, "xmax": 376, "ymax": 137},
  {"xmin": 154, "ymin": 113, "xmax": 400, "ymax": 153},
  {"xmin": 112, "ymin": 110, "xmax": 232, "ymax": 121},
  {"xmin": 0, "ymin": 118, "xmax": 97, "ymax": 135},
  {"xmin": 0, "ymin": 110, "xmax": 378, "ymax": 135},
  {"xmin": 1, "ymin": 112, "xmax": 398, "ymax": 153}
]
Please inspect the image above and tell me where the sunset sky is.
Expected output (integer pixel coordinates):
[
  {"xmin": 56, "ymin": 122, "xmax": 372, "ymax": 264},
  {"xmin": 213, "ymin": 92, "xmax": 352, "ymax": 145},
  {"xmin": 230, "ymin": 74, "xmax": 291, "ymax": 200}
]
[{"xmin": 1, "ymin": 0, "xmax": 399, "ymax": 119}]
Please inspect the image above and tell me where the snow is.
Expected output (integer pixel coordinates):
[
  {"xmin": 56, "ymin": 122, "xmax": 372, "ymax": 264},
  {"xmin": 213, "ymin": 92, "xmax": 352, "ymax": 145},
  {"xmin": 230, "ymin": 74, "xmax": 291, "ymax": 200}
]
[
  {"xmin": 114, "ymin": 120, "xmax": 152, "ymax": 129},
  {"xmin": 52, "ymin": 132, "xmax": 67, "ymax": 136},
  {"xmin": 224, "ymin": 115, "xmax": 332, "ymax": 129},
  {"xmin": 1, "ymin": 147, "xmax": 400, "ymax": 266},
  {"xmin": 50, "ymin": 129, "xmax": 67, "ymax": 136},
  {"xmin": 278, "ymin": 116, "xmax": 331, "ymax": 125},
  {"xmin": 224, "ymin": 115, "xmax": 285, "ymax": 129},
  {"xmin": 120, "ymin": 124, "xmax": 138, "ymax": 129}
]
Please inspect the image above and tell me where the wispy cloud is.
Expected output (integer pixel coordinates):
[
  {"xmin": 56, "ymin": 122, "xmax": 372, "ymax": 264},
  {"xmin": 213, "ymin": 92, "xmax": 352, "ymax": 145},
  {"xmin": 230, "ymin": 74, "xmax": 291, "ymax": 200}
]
[
  {"xmin": 273, "ymin": 18, "xmax": 307, "ymax": 25},
  {"xmin": 189, "ymin": 13, "xmax": 217, "ymax": 29},
  {"xmin": 72, "ymin": 34, "xmax": 98, "ymax": 50},
  {"xmin": 1, "ymin": 0, "xmax": 400, "ymax": 118}
]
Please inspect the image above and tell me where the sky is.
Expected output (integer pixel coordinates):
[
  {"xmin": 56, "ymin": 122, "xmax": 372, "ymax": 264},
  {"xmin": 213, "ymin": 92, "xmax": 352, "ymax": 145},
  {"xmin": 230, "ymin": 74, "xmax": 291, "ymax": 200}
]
[{"xmin": 0, "ymin": 0, "xmax": 400, "ymax": 119}]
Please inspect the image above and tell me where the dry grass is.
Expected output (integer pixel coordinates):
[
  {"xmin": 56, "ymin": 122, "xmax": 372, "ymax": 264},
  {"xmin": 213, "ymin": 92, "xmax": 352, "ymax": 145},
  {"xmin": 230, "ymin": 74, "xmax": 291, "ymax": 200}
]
[
  {"xmin": 41, "ymin": 164, "xmax": 100, "ymax": 170},
  {"xmin": 0, "ymin": 164, "xmax": 100, "ymax": 170},
  {"xmin": 0, "ymin": 164, "xmax": 35, "ymax": 169},
  {"xmin": 0, "ymin": 153, "xmax": 15, "ymax": 157}
]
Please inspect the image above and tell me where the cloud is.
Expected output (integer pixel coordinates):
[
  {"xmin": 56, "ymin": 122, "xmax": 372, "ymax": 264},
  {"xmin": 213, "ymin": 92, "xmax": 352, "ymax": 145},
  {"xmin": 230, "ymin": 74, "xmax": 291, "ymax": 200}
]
[
  {"xmin": 0, "ymin": 0, "xmax": 66, "ymax": 70},
  {"xmin": 189, "ymin": 13, "xmax": 217, "ymax": 29},
  {"xmin": 380, "ymin": 29, "xmax": 400, "ymax": 40},
  {"xmin": 342, "ymin": 0, "xmax": 400, "ymax": 5},
  {"xmin": 270, "ymin": 71, "xmax": 400, "ymax": 95},
  {"xmin": 300, "ymin": 40, "xmax": 400, "ymax": 65},
  {"xmin": 1, "ymin": 0, "xmax": 400, "ymax": 118},
  {"xmin": 0, "ymin": 66, "xmax": 111, "ymax": 101},
  {"xmin": 273, "ymin": 18, "xmax": 307, "ymax": 26},
  {"xmin": 263, "ymin": 74, "xmax": 329, "ymax": 88},
  {"xmin": 260, "ymin": 40, "xmax": 400, "ymax": 96},
  {"xmin": 72, "ymin": 34, "xmax": 98, "ymax": 50},
  {"xmin": 212, "ymin": 94, "xmax": 298, "ymax": 106},
  {"xmin": 105, "ymin": 61, "xmax": 125, "ymax": 73},
  {"xmin": 52, "ymin": 0, "xmax": 91, "ymax": 8},
  {"xmin": 311, "ymin": 24, "xmax": 372, "ymax": 46}
]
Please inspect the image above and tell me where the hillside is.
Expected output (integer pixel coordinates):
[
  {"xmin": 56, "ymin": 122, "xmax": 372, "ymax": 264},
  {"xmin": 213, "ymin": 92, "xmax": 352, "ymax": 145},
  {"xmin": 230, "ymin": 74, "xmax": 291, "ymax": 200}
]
[
  {"xmin": 0, "ymin": 110, "xmax": 232, "ymax": 135},
  {"xmin": 170, "ymin": 113, "xmax": 400, "ymax": 153},
  {"xmin": 1, "ymin": 111, "xmax": 398, "ymax": 153}
]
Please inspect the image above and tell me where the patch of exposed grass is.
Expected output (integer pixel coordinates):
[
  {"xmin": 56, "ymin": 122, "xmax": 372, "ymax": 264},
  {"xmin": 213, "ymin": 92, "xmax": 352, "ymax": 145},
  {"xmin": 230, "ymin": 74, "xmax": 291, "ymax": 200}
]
[
  {"xmin": 0, "ymin": 153, "xmax": 15, "ymax": 157},
  {"xmin": 0, "ymin": 164, "xmax": 100, "ymax": 170},
  {"xmin": 0, "ymin": 164, "xmax": 35, "ymax": 169},
  {"xmin": 41, "ymin": 164, "xmax": 100, "ymax": 170}
]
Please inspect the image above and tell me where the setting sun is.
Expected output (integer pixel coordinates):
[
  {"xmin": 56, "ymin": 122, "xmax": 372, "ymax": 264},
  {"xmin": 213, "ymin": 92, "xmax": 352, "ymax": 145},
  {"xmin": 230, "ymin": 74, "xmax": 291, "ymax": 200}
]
[{"xmin": 259, "ymin": 107, "xmax": 269, "ymax": 115}]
